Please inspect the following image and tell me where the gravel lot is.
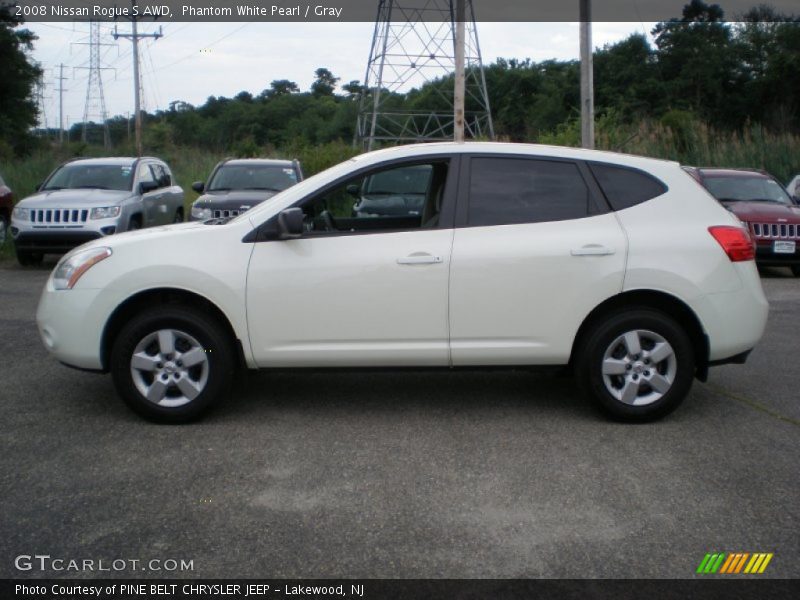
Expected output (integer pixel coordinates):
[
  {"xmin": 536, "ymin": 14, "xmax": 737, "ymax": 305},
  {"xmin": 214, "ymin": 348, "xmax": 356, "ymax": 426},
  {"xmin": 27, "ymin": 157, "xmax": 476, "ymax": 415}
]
[{"xmin": 1, "ymin": 261, "xmax": 798, "ymax": 579}]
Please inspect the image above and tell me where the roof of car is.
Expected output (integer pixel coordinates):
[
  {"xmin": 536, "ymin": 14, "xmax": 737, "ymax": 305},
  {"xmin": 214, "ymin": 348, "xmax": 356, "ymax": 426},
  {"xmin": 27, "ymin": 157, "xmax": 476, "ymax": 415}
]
[
  {"xmin": 64, "ymin": 157, "xmax": 141, "ymax": 166},
  {"xmin": 350, "ymin": 141, "xmax": 679, "ymax": 167},
  {"xmin": 222, "ymin": 158, "xmax": 296, "ymax": 167},
  {"xmin": 696, "ymin": 167, "xmax": 770, "ymax": 178}
]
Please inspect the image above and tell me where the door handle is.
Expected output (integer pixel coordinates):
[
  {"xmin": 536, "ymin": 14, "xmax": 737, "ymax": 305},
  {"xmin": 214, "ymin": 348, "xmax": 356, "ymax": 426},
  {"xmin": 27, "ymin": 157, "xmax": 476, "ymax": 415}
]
[
  {"xmin": 571, "ymin": 244, "xmax": 615, "ymax": 256},
  {"xmin": 397, "ymin": 254, "xmax": 442, "ymax": 265}
]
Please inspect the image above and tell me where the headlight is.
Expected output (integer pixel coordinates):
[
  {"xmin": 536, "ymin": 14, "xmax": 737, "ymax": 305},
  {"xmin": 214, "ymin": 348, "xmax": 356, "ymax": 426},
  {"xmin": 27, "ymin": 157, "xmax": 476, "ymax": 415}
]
[
  {"xmin": 191, "ymin": 205, "xmax": 212, "ymax": 220},
  {"xmin": 12, "ymin": 207, "xmax": 29, "ymax": 221},
  {"xmin": 53, "ymin": 247, "xmax": 112, "ymax": 290},
  {"xmin": 90, "ymin": 206, "xmax": 121, "ymax": 220}
]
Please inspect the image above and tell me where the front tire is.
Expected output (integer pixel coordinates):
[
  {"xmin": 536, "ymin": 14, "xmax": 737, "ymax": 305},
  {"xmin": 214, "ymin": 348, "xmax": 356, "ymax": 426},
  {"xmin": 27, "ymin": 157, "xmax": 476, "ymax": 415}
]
[
  {"xmin": 576, "ymin": 309, "xmax": 695, "ymax": 422},
  {"xmin": 110, "ymin": 305, "xmax": 234, "ymax": 423}
]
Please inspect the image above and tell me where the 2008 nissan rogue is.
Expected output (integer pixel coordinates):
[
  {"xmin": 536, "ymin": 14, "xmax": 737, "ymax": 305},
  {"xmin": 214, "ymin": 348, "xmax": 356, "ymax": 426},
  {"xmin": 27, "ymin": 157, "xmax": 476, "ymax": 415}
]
[{"xmin": 35, "ymin": 143, "xmax": 768, "ymax": 423}]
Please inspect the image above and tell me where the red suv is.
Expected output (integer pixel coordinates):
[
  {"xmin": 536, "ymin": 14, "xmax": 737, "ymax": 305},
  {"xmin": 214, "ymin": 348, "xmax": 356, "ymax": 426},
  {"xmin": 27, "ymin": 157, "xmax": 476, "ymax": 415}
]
[
  {"xmin": 686, "ymin": 167, "xmax": 800, "ymax": 276},
  {"xmin": 0, "ymin": 171, "xmax": 13, "ymax": 246}
]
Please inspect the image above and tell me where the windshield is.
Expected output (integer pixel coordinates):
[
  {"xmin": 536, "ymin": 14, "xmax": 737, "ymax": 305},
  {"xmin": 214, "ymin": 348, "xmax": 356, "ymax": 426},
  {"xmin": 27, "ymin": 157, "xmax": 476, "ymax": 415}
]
[
  {"xmin": 208, "ymin": 164, "xmax": 298, "ymax": 192},
  {"xmin": 42, "ymin": 164, "xmax": 134, "ymax": 191},
  {"xmin": 703, "ymin": 175, "xmax": 792, "ymax": 204}
]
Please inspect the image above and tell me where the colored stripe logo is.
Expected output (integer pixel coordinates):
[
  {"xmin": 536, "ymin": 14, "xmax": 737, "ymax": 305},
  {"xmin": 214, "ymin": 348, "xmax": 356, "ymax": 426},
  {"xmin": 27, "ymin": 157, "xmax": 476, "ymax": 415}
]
[{"xmin": 696, "ymin": 552, "xmax": 773, "ymax": 574}]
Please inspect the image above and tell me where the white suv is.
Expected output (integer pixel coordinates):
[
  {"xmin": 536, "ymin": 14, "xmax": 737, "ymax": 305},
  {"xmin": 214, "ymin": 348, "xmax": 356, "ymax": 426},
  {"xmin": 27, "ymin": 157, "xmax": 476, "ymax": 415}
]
[{"xmin": 36, "ymin": 143, "xmax": 768, "ymax": 423}]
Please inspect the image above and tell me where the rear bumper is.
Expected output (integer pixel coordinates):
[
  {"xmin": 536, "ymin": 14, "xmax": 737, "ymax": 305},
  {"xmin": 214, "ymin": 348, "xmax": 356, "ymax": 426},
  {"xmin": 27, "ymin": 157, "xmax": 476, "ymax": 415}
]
[
  {"xmin": 12, "ymin": 230, "xmax": 103, "ymax": 254},
  {"xmin": 691, "ymin": 262, "xmax": 769, "ymax": 362}
]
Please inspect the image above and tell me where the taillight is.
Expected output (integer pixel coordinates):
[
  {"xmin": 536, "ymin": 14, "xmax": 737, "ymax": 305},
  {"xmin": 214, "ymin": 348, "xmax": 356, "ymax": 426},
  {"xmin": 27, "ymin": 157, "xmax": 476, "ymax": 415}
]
[{"xmin": 708, "ymin": 226, "xmax": 755, "ymax": 262}]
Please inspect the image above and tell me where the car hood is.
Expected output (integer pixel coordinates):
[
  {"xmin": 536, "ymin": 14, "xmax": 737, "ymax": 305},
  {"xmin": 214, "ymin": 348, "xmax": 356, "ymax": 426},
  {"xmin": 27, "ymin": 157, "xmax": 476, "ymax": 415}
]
[
  {"xmin": 18, "ymin": 189, "xmax": 133, "ymax": 207},
  {"xmin": 195, "ymin": 190, "xmax": 278, "ymax": 210},
  {"xmin": 724, "ymin": 200, "xmax": 800, "ymax": 223}
]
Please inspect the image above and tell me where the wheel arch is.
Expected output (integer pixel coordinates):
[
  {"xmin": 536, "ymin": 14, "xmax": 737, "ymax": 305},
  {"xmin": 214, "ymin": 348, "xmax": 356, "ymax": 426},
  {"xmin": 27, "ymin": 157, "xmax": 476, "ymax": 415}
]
[
  {"xmin": 569, "ymin": 289, "xmax": 710, "ymax": 381},
  {"xmin": 100, "ymin": 287, "xmax": 245, "ymax": 372}
]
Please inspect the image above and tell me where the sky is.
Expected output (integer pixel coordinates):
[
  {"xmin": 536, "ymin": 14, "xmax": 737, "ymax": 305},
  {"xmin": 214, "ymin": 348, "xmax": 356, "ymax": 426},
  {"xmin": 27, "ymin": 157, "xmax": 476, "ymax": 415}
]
[{"xmin": 23, "ymin": 21, "xmax": 654, "ymax": 130}]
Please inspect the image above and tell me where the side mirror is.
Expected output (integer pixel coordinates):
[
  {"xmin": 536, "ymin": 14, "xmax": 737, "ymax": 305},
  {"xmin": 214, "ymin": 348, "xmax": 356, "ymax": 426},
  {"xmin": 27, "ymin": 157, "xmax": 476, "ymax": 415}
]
[
  {"xmin": 192, "ymin": 181, "xmax": 205, "ymax": 193},
  {"xmin": 139, "ymin": 180, "xmax": 159, "ymax": 195},
  {"xmin": 277, "ymin": 207, "xmax": 304, "ymax": 240},
  {"xmin": 346, "ymin": 184, "xmax": 360, "ymax": 197}
]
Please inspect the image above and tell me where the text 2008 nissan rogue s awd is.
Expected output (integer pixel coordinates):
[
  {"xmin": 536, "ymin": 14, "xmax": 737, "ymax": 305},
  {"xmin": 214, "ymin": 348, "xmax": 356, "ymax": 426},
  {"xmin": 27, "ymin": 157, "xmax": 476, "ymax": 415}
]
[{"xmin": 35, "ymin": 143, "xmax": 768, "ymax": 423}]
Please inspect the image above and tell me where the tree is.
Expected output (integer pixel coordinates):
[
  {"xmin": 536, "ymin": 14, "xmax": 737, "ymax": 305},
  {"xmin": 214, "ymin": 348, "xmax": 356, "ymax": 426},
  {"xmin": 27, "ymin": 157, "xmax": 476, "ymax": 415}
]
[
  {"xmin": 652, "ymin": 1, "xmax": 745, "ymax": 127},
  {"xmin": 311, "ymin": 68, "xmax": 339, "ymax": 97},
  {"xmin": 260, "ymin": 79, "xmax": 299, "ymax": 99},
  {"xmin": 0, "ymin": 5, "xmax": 43, "ymax": 155}
]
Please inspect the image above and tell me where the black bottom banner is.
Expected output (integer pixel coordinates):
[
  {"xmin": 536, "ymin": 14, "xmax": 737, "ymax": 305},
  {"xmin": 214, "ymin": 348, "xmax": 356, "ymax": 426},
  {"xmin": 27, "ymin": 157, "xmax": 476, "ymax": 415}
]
[{"xmin": 3, "ymin": 579, "xmax": 799, "ymax": 600}]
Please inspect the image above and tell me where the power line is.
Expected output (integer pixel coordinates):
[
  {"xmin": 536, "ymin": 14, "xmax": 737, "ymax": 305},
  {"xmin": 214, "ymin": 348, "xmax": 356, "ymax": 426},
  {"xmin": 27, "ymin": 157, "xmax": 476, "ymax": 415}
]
[{"xmin": 152, "ymin": 23, "xmax": 250, "ymax": 73}]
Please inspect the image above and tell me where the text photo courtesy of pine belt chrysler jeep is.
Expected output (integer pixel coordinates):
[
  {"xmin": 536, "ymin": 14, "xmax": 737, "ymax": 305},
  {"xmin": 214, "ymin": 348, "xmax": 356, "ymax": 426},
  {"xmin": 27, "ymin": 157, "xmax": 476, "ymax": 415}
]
[
  {"xmin": 35, "ymin": 143, "xmax": 768, "ymax": 424},
  {"xmin": 10, "ymin": 157, "xmax": 184, "ymax": 266}
]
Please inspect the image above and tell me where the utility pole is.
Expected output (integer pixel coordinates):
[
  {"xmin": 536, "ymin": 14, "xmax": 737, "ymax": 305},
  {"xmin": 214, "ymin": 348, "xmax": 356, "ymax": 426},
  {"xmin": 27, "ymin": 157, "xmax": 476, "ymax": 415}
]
[
  {"xmin": 453, "ymin": 0, "xmax": 466, "ymax": 143},
  {"xmin": 114, "ymin": 1, "xmax": 162, "ymax": 156},
  {"xmin": 579, "ymin": 0, "xmax": 595, "ymax": 149},
  {"xmin": 55, "ymin": 63, "xmax": 68, "ymax": 145}
]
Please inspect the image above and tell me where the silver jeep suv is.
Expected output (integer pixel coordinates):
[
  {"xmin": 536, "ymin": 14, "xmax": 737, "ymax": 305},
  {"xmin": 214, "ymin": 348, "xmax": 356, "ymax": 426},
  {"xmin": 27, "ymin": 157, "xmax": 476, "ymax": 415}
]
[{"xmin": 11, "ymin": 157, "xmax": 184, "ymax": 266}]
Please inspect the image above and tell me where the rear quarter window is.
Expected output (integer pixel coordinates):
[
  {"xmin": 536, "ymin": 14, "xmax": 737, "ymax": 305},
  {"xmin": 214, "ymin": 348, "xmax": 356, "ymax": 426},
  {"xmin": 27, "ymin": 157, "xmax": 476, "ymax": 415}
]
[{"xmin": 589, "ymin": 163, "xmax": 667, "ymax": 211}]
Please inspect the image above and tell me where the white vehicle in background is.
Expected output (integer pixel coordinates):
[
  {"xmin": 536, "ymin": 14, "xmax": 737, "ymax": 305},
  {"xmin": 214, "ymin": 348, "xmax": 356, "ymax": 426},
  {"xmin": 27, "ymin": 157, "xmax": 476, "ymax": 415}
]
[
  {"xmin": 10, "ymin": 157, "xmax": 184, "ymax": 265},
  {"xmin": 35, "ymin": 142, "xmax": 768, "ymax": 423}
]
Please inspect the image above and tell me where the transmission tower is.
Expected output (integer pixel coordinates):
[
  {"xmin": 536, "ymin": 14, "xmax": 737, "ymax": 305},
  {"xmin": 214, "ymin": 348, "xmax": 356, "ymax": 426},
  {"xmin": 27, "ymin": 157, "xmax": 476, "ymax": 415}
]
[
  {"xmin": 355, "ymin": 0, "xmax": 494, "ymax": 150},
  {"xmin": 74, "ymin": 21, "xmax": 115, "ymax": 148}
]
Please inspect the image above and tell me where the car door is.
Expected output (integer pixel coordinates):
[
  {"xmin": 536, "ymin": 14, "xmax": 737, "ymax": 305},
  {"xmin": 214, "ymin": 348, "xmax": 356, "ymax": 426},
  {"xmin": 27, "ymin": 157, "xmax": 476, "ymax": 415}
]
[
  {"xmin": 136, "ymin": 162, "xmax": 162, "ymax": 226},
  {"xmin": 449, "ymin": 154, "xmax": 628, "ymax": 365},
  {"xmin": 246, "ymin": 157, "xmax": 458, "ymax": 367},
  {"xmin": 153, "ymin": 163, "xmax": 183, "ymax": 223}
]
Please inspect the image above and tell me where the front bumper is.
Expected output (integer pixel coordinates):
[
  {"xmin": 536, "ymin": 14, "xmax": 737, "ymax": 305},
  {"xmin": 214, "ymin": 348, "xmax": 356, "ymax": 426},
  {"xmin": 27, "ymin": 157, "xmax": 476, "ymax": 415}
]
[
  {"xmin": 37, "ymin": 281, "xmax": 107, "ymax": 371},
  {"xmin": 755, "ymin": 243, "xmax": 800, "ymax": 267},
  {"xmin": 12, "ymin": 230, "xmax": 103, "ymax": 253}
]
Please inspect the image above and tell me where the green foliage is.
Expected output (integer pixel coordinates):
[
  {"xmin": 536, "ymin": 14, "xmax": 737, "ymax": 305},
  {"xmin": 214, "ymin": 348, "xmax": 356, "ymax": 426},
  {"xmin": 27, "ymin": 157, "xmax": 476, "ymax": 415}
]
[{"xmin": 0, "ymin": 6, "xmax": 43, "ymax": 155}]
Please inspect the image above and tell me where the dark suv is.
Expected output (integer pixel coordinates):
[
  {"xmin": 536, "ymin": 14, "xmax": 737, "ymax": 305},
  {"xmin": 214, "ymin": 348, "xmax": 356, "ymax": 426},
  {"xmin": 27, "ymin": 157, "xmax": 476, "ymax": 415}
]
[
  {"xmin": 686, "ymin": 167, "xmax": 800, "ymax": 276},
  {"xmin": 190, "ymin": 159, "xmax": 303, "ymax": 221}
]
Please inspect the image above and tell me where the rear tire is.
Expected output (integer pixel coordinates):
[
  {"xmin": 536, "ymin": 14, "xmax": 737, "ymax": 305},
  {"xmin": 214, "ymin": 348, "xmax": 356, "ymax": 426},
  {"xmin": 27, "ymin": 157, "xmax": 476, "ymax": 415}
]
[
  {"xmin": 110, "ymin": 305, "xmax": 234, "ymax": 423},
  {"xmin": 576, "ymin": 308, "xmax": 695, "ymax": 422}
]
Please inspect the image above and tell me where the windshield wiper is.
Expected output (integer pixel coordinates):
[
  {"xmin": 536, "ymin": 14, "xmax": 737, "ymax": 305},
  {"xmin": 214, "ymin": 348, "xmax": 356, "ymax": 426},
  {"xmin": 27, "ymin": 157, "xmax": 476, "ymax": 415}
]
[
  {"xmin": 241, "ymin": 187, "xmax": 282, "ymax": 192},
  {"xmin": 75, "ymin": 185, "xmax": 110, "ymax": 189}
]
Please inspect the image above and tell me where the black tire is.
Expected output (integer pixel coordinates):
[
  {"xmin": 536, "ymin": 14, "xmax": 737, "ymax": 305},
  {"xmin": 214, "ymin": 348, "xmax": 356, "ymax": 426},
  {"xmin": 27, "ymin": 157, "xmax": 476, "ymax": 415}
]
[
  {"xmin": 16, "ymin": 249, "xmax": 44, "ymax": 266},
  {"xmin": 128, "ymin": 215, "xmax": 142, "ymax": 231},
  {"xmin": 791, "ymin": 265, "xmax": 800, "ymax": 277},
  {"xmin": 173, "ymin": 209, "xmax": 183, "ymax": 223},
  {"xmin": 576, "ymin": 308, "xmax": 695, "ymax": 422},
  {"xmin": 110, "ymin": 305, "xmax": 234, "ymax": 423}
]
